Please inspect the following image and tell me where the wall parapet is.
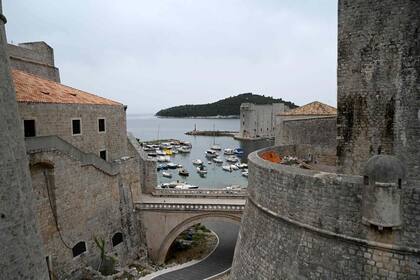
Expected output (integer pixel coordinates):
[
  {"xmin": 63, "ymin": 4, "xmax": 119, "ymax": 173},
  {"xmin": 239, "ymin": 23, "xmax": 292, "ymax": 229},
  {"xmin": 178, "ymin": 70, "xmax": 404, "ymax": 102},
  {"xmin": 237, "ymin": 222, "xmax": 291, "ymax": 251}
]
[
  {"xmin": 248, "ymin": 145, "xmax": 420, "ymax": 250},
  {"xmin": 136, "ymin": 202, "xmax": 245, "ymax": 212},
  {"xmin": 152, "ymin": 188, "xmax": 247, "ymax": 198}
]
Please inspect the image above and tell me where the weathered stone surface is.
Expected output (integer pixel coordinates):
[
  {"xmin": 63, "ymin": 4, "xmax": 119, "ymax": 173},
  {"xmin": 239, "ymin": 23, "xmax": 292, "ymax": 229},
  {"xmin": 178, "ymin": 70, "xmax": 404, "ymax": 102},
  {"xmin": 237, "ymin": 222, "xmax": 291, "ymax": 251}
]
[
  {"xmin": 0, "ymin": 2, "xmax": 49, "ymax": 278},
  {"xmin": 336, "ymin": 0, "xmax": 420, "ymax": 179}
]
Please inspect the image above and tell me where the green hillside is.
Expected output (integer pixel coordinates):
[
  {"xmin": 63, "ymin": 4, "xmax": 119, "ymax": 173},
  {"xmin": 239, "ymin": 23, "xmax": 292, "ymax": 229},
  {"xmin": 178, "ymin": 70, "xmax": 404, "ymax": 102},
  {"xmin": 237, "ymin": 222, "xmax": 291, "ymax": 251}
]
[{"xmin": 155, "ymin": 93, "xmax": 297, "ymax": 118}]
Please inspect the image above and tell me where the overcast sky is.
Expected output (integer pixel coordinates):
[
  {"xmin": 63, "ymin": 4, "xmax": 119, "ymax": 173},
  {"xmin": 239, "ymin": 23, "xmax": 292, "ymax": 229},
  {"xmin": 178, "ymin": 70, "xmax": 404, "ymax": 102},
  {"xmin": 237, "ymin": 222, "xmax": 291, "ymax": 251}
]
[{"xmin": 4, "ymin": 0, "xmax": 337, "ymax": 114}]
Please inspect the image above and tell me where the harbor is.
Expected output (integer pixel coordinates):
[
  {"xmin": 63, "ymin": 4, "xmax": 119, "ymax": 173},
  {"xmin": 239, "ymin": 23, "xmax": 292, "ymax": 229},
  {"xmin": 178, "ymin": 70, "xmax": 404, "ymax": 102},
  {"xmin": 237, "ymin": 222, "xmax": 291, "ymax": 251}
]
[{"xmin": 128, "ymin": 115, "xmax": 273, "ymax": 189}]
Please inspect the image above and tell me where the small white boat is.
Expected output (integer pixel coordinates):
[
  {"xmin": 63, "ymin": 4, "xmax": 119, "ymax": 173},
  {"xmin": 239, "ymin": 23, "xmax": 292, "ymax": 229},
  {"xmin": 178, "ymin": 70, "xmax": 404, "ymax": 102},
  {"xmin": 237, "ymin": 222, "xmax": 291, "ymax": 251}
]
[
  {"xmin": 156, "ymin": 150, "xmax": 166, "ymax": 156},
  {"xmin": 177, "ymin": 164, "xmax": 183, "ymax": 168},
  {"xmin": 197, "ymin": 165, "xmax": 207, "ymax": 174},
  {"xmin": 235, "ymin": 163, "xmax": 248, "ymax": 169},
  {"xmin": 175, "ymin": 184, "xmax": 198, "ymax": 190},
  {"xmin": 213, "ymin": 157, "xmax": 223, "ymax": 164},
  {"xmin": 208, "ymin": 161, "xmax": 212, "ymax": 165},
  {"xmin": 224, "ymin": 148, "xmax": 234, "ymax": 155},
  {"xmin": 230, "ymin": 164, "xmax": 239, "ymax": 170},
  {"xmin": 226, "ymin": 156, "xmax": 239, "ymax": 163},
  {"xmin": 178, "ymin": 147, "xmax": 191, "ymax": 153},
  {"xmin": 157, "ymin": 156, "xmax": 170, "ymax": 162},
  {"xmin": 222, "ymin": 165, "xmax": 233, "ymax": 172},
  {"xmin": 242, "ymin": 170, "xmax": 249, "ymax": 177},
  {"xmin": 167, "ymin": 163, "xmax": 178, "ymax": 169},
  {"xmin": 192, "ymin": 159, "xmax": 203, "ymax": 165},
  {"xmin": 179, "ymin": 169, "xmax": 189, "ymax": 176},
  {"xmin": 211, "ymin": 144, "xmax": 222, "ymax": 151},
  {"xmin": 205, "ymin": 149, "xmax": 218, "ymax": 158},
  {"xmin": 162, "ymin": 172, "xmax": 172, "ymax": 178}
]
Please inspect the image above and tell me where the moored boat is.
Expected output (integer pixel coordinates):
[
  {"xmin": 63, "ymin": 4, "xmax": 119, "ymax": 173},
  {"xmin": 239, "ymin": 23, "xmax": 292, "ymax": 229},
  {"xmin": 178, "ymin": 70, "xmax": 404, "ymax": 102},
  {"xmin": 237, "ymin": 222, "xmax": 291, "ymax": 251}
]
[
  {"xmin": 205, "ymin": 149, "xmax": 218, "ymax": 158},
  {"xmin": 162, "ymin": 171, "xmax": 172, "ymax": 178},
  {"xmin": 234, "ymin": 148, "xmax": 244, "ymax": 156},
  {"xmin": 167, "ymin": 163, "xmax": 178, "ymax": 169},
  {"xmin": 224, "ymin": 148, "xmax": 234, "ymax": 155},
  {"xmin": 226, "ymin": 156, "xmax": 239, "ymax": 163},
  {"xmin": 211, "ymin": 144, "xmax": 221, "ymax": 151},
  {"xmin": 192, "ymin": 159, "xmax": 203, "ymax": 165},
  {"xmin": 178, "ymin": 147, "xmax": 191, "ymax": 153},
  {"xmin": 213, "ymin": 157, "xmax": 223, "ymax": 163},
  {"xmin": 222, "ymin": 165, "xmax": 233, "ymax": 172},
  {"xmin": 179, "ymin": 168, "xmax": 189, "ymax": 176}
]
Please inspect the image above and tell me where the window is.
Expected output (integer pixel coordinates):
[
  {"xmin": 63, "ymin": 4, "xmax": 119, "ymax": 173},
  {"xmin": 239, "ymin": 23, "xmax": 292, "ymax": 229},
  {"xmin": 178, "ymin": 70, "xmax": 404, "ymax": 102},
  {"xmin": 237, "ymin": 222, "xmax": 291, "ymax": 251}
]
[
  {"xmin": 72, "ymin": 241, "xmax": 86, "ymax": 257},
  {"xmin": 100, "ymin": 150, "xmax": 107, "ymax": 161},
  {"xmin": 24, "ymin": 119, "xmax": 36, "ymax": 137},
  {"xmin": 112, "ymin": 232, "xmax": 123, "ymax": 247},
  {"xmin": 98, "ymin": 118, "xmax": 106, "ymax": 133},
  {"xmin": 72, "ymin": 119, "xmax": 81, "ymax": 135}
]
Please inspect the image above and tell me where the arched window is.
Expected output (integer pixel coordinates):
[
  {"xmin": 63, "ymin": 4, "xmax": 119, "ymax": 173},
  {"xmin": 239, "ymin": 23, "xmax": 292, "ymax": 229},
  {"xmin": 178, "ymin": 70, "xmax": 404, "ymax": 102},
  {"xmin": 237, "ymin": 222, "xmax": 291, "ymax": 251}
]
[
  {"xmin": 112, "ymin": 232, "xmax": 123, "ymax": 247},
  {"xmin": 72, "ymin": 241, "xmax": 86, "ymax": 257}
]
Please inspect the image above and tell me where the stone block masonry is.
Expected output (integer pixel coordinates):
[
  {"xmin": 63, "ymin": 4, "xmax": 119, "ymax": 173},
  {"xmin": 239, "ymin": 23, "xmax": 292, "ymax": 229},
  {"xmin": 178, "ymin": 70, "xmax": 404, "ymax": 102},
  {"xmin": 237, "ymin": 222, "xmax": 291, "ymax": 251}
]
[
  {"xmin": 0, "ymin": 2, "xmax": 50, "ymax": 278},
  {"xmin": 231, "ymin": 147, "xmax": 420, "ymax": 279},
  {"xmin": 336, "ymin": 0, "xmax": 420, "ymax": 179}
]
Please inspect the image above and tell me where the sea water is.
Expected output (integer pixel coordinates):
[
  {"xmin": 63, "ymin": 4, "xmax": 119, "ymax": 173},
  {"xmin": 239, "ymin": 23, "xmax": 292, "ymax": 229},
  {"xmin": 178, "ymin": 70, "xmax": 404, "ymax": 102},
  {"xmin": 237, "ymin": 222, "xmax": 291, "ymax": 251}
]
[{"xmin": 127, "ymin": 114, "xmax": 272, "ymax": 188}]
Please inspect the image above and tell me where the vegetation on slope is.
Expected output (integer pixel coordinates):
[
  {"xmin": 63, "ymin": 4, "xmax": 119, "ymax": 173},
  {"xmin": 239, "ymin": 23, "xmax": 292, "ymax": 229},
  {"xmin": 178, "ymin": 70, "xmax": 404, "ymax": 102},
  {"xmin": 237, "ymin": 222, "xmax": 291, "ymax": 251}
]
[{"xmin": 155, "ymin": 93, "xmax": 297, "ymax": 117}]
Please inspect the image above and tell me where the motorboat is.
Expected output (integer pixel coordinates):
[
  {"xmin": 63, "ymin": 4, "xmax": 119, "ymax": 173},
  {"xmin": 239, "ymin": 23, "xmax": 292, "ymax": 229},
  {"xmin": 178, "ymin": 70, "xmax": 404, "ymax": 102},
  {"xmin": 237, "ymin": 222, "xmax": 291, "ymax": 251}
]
[
  {"xmin": 178, "ymin": 147, "xmax": 191, "ymax": 153},
  {"xmin": 230, "ymin": 164, "xmax": 239, "ymax": 170},
  {"xmin": 192, "ymin": 159, "xmax": 203, "ymax": 165},
  {"xmin": 179, "ymin": 169, "xmax": 189, "ymax": 176},
  {"xmin": 205, "ymin": 149, "xmax": 218, "ymax": 158},
  {"xmin": 197, "ymin": 165, "xmax": 207, "ymax": 175},
  {"xmin": 148, "ymin": 152, "xmax": 157, "ymax": 157},
  {"xmin": 234, "ymin": 148, "xmax": 244, "ymax": 156},
  {"xmin": 157, "ymin": 156, "xmax": 170, "ymax": 162},
  {"xmin": 167, "ymin": 163, "xmax": 178, "ymax": 169},
  {"xmin": 175, "ymin": 184, "xmax": 198, "ymax": 190},
  {"xmin": 156, "ymin": 150, "xmax": 166, "ymax": 156},
  {"xmin": 159, "ymin": 181, "xmax": 185, "ymax": 189},
  {"xmin": 157, "ymin": 164, "xmax": 168, "ymax": 171},
  {"xmin": 222, "ymin": 165, "xmax": 233, "ymax": 172},
  {"xmin": 177, "ymin": 164, "xmax": 183, "ymax": 168},
  {"xmin": 180, "ymin": 141, "xmax": 192, "ymax": 148},
  {"xmin": 242, "ymin": 170, "xmax": 249, "ymax": 177},
  {"xmin": 162, "ymin": 171, "xmax": 172, "ymax": 178},
  {"xmin": 208, "ymin": 161, "xmax": 212, "ymax": 165},
  {"xmin": 213, "ymin": 157, "xmax": 223, "ymax": 164},
  {"xmin": 163, "ymin": 149, "xmax": 173, "ymax": 156},
  {"xmin": 235, "ymin": 163, "xmax": 248, "ymax": 169},
  {"xmin": 226, "ymin": 156, "xmax": 239, "ymax": 163},
  {"xmin": 211, "ymin": 144, "xmax": 221, "ymax": 151},
  {"xmin": 224, "ymin": 148, "xmax": 234, "ymax": 155}
]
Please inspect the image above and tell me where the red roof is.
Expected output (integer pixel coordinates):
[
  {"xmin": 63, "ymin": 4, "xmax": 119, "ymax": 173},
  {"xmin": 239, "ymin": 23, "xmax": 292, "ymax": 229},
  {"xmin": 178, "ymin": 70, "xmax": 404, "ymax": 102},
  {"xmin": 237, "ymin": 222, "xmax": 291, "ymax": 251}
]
[
  {"xmin": 278, "ymin": 101, "xmax": 336, "ymax": 116},
  {"xmin": 12, "ymin": 70, "xmax": 122, "ymax": 106}
]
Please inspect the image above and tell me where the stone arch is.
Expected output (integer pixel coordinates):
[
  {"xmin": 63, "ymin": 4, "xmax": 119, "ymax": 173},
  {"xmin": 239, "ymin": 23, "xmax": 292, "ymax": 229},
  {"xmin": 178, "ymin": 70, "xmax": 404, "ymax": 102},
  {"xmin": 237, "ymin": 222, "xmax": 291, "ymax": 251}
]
[{"xmin": 157, "ymin": 213, "xmax": 241, "ymax": 264}]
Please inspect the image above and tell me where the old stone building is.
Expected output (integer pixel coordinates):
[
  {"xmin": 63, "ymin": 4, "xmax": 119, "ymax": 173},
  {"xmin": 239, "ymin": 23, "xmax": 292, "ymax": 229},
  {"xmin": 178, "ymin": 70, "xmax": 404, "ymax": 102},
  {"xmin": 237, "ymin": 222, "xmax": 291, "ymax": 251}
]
[
  {"xmin": 238, "ymin": 103, "xmax": 290, "ymax": 139},
  {"xmin": 275, "ymin": 101, "xmax": 337, "ymax": 148},
  {"xmin": 231, "ymin": 0, "xmax": 420, "ymax": 279},
  {"xmin": 0, "ymin": 37, "xmax": 157, "ymax": 278}
]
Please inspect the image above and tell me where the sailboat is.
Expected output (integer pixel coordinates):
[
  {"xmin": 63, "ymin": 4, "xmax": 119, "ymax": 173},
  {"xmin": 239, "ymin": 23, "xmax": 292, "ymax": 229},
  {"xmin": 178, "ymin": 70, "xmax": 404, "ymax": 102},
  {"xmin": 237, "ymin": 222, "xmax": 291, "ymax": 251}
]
[{"xmin": 210, "ymin": 124, "xmax": 221, "ymax": 150}]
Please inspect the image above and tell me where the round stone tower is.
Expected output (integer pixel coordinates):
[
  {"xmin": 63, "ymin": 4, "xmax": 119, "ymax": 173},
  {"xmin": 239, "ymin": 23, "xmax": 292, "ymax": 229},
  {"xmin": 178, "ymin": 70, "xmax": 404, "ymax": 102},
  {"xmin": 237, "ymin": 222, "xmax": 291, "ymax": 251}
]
[
  {"xmin": 231, "ymin": 0, "xmax": 420, "ymax": 279},
  {"xmin": 0, "ymin": 1, "xmax": 49, "ymax": 278}
]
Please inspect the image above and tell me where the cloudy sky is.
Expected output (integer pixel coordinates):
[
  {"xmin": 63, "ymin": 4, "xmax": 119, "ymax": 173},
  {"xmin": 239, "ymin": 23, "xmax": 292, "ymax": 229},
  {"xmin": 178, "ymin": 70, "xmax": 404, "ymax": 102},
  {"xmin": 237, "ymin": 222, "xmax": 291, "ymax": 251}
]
[{"xmin": 4, "ymin": 0, "xmax": 337, "ymax": 114}]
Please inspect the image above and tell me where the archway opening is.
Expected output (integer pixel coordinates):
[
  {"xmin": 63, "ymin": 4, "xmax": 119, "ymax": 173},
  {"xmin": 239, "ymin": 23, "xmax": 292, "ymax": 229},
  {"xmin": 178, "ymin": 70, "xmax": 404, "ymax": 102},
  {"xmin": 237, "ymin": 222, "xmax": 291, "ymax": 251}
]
[{"xmin": 157, "ymin": 214, "xmax": 241, "ymax": 265}]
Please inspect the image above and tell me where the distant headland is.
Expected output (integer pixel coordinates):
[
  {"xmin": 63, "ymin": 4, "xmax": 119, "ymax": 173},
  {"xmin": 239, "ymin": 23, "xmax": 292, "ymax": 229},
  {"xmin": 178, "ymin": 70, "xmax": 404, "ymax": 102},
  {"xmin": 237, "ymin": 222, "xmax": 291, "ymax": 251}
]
[{"xmin": 155, "ymin": 93, "xmax": 297, "ymax": 118}]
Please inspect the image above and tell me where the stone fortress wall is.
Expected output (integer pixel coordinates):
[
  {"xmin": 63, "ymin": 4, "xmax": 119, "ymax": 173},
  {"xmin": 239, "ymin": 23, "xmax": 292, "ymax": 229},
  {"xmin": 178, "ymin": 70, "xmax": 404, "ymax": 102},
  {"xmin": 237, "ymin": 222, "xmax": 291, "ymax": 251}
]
[
  {"xmin": 7, "ymin": 41, "xmax": 60, "ymax": 82},
  {"xmin": 239, "ymin": 103, "xmax": 289, "ymax": 139},
  {"xmin": 231, "ymin": 0, "xmax": 420, "ymax": 279},
  {"xmin": 0, "ymin": 3, "xmax": 49, "ymax": 278},
  {"xmin": 232, "ymin": 146, "xmax": 420, "ymax": 279},
  {"xmin": 275, "ymin": 116, "xmax": 337, "ymax": 149}
]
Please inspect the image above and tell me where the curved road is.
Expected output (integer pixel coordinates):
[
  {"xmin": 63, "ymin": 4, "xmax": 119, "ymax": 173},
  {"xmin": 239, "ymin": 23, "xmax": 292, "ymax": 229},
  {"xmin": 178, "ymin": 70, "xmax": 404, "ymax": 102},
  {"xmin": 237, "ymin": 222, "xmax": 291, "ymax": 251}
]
[{"xmin": 153, "ymin": 221, "xmax": 239, "ymax": 280}]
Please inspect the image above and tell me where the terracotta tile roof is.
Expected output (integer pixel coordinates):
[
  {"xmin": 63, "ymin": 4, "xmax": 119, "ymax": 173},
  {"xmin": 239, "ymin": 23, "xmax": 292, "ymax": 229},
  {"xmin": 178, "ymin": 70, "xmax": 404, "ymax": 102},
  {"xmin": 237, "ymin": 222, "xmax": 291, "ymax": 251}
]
[
  {"xmin": 278, "ymin": 101, "xmax": 337, "ymax": 116},
  {"xmin": 12, "ymin": 70, "xmax": 122, "ymax": 106}
]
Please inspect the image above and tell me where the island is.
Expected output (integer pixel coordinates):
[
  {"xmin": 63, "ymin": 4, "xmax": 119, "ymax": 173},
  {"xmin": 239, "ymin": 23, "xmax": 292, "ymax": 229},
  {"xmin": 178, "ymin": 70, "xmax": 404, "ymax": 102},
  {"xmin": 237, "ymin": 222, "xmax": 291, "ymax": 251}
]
[{"xmin": 155, "ymin": 92, "xmax": 297, "ymax": 118}]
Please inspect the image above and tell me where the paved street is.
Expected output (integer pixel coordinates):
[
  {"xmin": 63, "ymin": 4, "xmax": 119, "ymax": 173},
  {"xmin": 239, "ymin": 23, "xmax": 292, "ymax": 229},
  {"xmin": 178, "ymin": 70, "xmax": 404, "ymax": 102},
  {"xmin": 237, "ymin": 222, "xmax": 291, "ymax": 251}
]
[{"xmin": 152, "ymin": 221, "xmax": 239, "ymax": 280}]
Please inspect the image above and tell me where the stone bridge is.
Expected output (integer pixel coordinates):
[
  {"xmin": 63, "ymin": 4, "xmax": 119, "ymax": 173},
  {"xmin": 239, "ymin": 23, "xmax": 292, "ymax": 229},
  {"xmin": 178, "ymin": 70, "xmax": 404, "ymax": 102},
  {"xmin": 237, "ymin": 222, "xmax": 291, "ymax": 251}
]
[{"xmin": 135, "ymin": 188, "xmax": 247, "ymax": 264}]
